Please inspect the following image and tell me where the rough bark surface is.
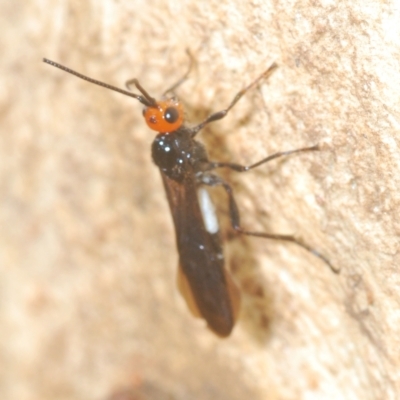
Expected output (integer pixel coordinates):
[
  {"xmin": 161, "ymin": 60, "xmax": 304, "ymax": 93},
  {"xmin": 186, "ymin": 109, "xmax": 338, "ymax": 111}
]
[{"xmin": 1, "ymin": 1, "xmax": 399, "ymax": 399}]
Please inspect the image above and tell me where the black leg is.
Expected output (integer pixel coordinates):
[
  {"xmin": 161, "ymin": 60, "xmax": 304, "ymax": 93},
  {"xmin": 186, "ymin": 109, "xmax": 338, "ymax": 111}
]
[
  {"xmin": 200, "ymin": 174, "xmax": 339, "ymax": 274},
  {"xmin": 207, "ymin": 145, "xmax": 319, "ymax": 172},
  {"xmin": 190, "ymin": 63, "xmax": 278, "ymax": 137}
]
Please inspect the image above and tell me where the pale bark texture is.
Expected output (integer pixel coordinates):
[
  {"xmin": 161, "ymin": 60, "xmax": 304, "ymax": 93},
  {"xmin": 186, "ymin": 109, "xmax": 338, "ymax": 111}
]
[{"xmin": 1, "ymin": 1, "xmax": 399, "ymax": 399}]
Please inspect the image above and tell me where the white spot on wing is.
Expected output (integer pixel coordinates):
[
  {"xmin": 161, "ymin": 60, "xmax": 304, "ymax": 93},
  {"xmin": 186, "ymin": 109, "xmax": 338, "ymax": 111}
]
[{"xmin": 198, "ymin": 187, "xmax": 219, "ymax": 234}]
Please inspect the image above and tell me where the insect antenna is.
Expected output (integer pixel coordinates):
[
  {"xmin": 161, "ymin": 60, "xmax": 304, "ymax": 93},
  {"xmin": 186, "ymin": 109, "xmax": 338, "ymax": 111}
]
[{"xmin": 43, "ymin": 58, "xmax": 156, "ymax": 107}]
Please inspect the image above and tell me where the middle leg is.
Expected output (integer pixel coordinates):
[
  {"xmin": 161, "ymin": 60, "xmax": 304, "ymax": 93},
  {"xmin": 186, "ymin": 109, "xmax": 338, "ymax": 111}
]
[{"xmin": 206, "ymin": 144, "xmax": 319, "ymax": 172}]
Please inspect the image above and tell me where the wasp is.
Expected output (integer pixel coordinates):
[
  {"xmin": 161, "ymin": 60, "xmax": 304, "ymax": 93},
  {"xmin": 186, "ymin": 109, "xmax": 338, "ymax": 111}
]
[{"xmin": 43, "ymin": 53, "xmax": 336, "ymax": 337}]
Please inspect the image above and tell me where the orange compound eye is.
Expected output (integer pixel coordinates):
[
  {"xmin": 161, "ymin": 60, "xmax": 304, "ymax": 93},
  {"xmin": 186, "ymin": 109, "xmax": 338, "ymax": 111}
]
[{"xmin": 143, "ymin": 98, "xmax": 184, "ymax": 133}]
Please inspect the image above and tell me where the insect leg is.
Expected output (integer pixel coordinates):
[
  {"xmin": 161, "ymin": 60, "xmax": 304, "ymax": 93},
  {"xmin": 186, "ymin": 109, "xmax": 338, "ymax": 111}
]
[
  {"xmin": 190, "ymin": 63, "xmax": 278, "ymax": 137},
  {"xmin": 200, "ymin": 174, "xmax": 339, "ymax": 274},
  {"xmin": 206, "ymin": 144, "xmax": 319, "ymax": 172}
]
